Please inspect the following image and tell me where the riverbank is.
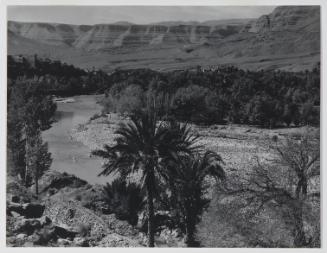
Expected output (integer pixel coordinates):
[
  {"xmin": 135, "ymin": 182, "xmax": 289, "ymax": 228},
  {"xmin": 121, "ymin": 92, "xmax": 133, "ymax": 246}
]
[{"xmin": 71, "ymin": 113, "xmax": 319, "ymax": 173}]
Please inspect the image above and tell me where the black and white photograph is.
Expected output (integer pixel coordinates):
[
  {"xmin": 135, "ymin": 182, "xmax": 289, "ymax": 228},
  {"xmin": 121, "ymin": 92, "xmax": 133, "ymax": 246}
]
[{"xmin": 2, "ymin": 0, "xmax": 324, "ymax": 249}]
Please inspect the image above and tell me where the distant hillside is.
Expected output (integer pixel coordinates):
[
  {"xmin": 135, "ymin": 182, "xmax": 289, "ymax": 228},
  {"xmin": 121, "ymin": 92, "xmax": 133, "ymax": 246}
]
[{"xmin": 8, "ymin": 6, "xmax": 320, "ymax": 72}]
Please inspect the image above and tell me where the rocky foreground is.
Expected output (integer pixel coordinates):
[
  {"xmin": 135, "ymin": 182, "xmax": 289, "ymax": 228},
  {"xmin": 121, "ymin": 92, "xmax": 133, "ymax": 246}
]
[{"xmin": 6, "ymin": 170, "xmax": 184, "ymax": 247}]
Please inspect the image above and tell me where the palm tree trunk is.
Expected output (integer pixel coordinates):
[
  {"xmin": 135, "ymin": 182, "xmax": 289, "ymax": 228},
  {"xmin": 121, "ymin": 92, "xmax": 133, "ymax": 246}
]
[
  {"xmin": 146, "ymin": 169, "xmax": 155, "ymax": 247},
  {"xmin": 185, "ymin": 216, "xmax": 197, "ymax": 247},
  {"xmin": 35, "ymin": 167, "xmax": 39, "ymax": 197},
  {"xmin": 185, "ymin": 225, "xmax": 194, "ymax": 247},
  {"xmin": 25, "ymin": 139, "xmax": 30, "ymax": 187},
  {"xmin": 147, "ymin": 182, "xmax": 155, "ymax": 247}
]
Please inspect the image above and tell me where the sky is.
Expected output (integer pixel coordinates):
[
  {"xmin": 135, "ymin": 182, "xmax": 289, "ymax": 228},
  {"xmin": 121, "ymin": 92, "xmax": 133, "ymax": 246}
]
[{"xmin": 7, "ymin": 6, "xmax": 276, "ymax": 25}]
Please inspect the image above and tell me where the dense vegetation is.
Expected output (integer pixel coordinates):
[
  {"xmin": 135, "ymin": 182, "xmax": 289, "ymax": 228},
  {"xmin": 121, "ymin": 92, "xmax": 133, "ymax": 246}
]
[
  {"xmin": 8, "ymin": 55, "xmax": 320, "ymax": 128},
  {"xmin": 101, "ymin": 66, "xmax": 320, "ymax": 128},
  {"xmin": 8, "ymin": 55, "xmax": 110, "ymax": 96}
]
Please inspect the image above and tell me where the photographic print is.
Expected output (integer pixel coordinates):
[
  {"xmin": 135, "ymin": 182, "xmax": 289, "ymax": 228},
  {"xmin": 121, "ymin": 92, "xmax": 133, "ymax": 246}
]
[{"xmin": 5, "ymin": 3, "xmax": 321, "ymax": 248}]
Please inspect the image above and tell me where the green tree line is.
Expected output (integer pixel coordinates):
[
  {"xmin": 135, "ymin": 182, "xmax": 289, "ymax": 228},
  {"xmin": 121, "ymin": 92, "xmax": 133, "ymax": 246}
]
[
  {"xmin": 102, "ymin": 65, "xmax": 320, "ymax": 128},
  {"xmin": 8, "ymin": 55, "xmax": 320, "ymax": 128},
  {"xmin": 8, "ymin": 55, "xmax": 110, "ymax": 96}
]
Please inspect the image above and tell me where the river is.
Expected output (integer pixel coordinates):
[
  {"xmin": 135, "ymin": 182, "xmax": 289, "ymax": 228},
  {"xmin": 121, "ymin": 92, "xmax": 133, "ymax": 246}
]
[{"xmin": 42, "ymin": 95, "xmax": 109, "ymax": 185}]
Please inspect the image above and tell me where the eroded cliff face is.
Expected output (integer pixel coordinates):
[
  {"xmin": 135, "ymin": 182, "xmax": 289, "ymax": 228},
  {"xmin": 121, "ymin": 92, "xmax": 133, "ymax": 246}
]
[
  {"xmin": 248, "ymin": 6, "xmax": 320, "ymax": 33},
  {"xmin": 7, "ymin": 21, "xmax": 247, "ymax": 51},
  {"xmin": 7, "ymin": 6, "xmax": 320, "ymax": 71}
]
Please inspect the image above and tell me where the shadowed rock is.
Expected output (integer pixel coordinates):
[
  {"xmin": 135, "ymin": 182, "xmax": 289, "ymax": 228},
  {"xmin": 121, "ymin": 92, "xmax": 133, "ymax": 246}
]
[{"xmin": 8, "ymin": 202, "xmax": 45, "ymax": 218}]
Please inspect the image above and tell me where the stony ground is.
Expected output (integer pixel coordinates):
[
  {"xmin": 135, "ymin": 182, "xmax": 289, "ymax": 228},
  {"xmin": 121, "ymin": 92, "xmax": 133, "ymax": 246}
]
[
  {"xmin": 71, "ymin": 113, "xmax": 319, "ymax": 174},
  {"xmin": 7, "ymin": 170, "xmax": 184, "ymax": 247}
]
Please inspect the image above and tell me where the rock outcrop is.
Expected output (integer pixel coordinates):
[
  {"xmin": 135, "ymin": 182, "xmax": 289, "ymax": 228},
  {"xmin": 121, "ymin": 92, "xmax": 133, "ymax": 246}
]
[
  {"xmin": 247, "ymin": 6, "xmax": 320, "ymax": 33},
  {"xmin": 6, "ymin": 170, "xmax": 183, "ymax": 247}
]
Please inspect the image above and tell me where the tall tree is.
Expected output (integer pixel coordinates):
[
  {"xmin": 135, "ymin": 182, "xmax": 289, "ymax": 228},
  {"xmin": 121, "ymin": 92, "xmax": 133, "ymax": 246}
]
[
  {"xmin": 92, "ymin": 110, "xmax": 198, "ymax": 247},
  {"xmin": 7, "ymin": 81, "xmax": 26, "ymax": 179},
  {"xmin": 171, "ymin": 151, "xmax": 225, "ymax": 247},
  {"xmin": 221, "ymin": 132, "xmax": 320, "ymax": 247},
  {"xmin": 26, "ymin": 129, "xmax": 52, "ymax": 196},
  {"xmin": 7, "ymin": 80, "xmax": 56, "ymax": 184}
]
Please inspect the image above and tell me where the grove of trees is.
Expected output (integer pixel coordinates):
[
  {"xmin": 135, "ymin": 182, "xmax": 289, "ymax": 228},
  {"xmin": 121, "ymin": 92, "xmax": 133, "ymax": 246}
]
[
  {"xmin": 101, "ymin": 65, "xmax": 320, "ymax": 128},
  {"xmin": 8, "ymin": 55, "xmax": 320, "ymax": 128},
  {"xmin": 92, "ymin": 108, "xmax": 226, "ymax": 247},
  {"xmin": 8, "ymin": 55, "xmax": 110, "ymax": 96}
]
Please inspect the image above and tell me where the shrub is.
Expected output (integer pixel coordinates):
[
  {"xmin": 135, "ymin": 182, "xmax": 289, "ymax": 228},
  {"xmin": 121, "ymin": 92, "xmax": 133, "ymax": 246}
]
[
  {"xmin": 89, "ymin": 113, "xmax": 102, "ymax": 121},
  {"xmin": 101, "ymin": 84, "xmax": 145, "ymax": 115},
  {"xmin": 102, "ymin": 178, "xmax": 145, "ymax": 226}
]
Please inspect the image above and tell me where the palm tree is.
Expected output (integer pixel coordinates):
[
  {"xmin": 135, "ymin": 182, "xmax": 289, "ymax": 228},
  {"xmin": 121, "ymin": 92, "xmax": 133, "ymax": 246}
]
[
  {"xmin": 102, "ymin": 178, "xmax": 145, "ymax": 226},
  {"xmin": 171, "ymin": 151, "xmax": 225, "ymax": 247},
  {"xmin": 92, "ymin": 111, "xmax": 198, "ymax": 247}
]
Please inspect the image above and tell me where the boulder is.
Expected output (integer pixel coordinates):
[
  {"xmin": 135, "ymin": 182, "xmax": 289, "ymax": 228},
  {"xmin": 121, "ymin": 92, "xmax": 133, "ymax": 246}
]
[
  {"xmin": 10, "ymin": 211, "xmax": 22, "ymax": 218},
  {"xmin": 23, "ymin": 241, "xmax": 34, "ymax": 247},
  {"xmin": 43, "ymin": 199, "xmax": 109, "ymax": 238},
  {"xmin": 22, "ymin": 203, "xmax": 45, "ymax": 218},
  {"xmin": 35, "ymin": 171, "xmax": 88, "ymax": 195},
  {"xmin": 57, "ymin": 238, "xmax": 72, "ymax": 246},
  {"xmin": 98, "ymin": 233, "xmax": 142, "ymax": 247},
  {"xmin": 27, "ymin": 233, "xmax": 39, "ymax": 242},
  {"xmin": 8, "ymin": 202, "xmax": 45, "ymax": 218},
  {"xmin": 39, "ymin": 216, "xmax": 52, "ymax": 226},
  {"xmin": 73, "ymin": 237, "xmax": 89, "ymax": 247},
  {"xmin": 16, "ymin": 233, "xmax": 27, "ymax": 240},
  {"xmin": 11, "ymin": 195, "xmax": 20, "ymax": 203},
  {"xmin": 6, "ymin": 236, "xmax": 16, "ymax": 246},
  {"xmin": 7, "ymin": 202, "xmax": 25, "ymax": 217},
  {"xmin": 14, "ymin": 218, "xmax": 42, "ymax": 235},
  {"xmin": 14, "ymin": 221, "xmax": 78, "ymax": 246},
  {"xmin": 53, "ymin": 226, "xmax": 78, "ymax": 240}
]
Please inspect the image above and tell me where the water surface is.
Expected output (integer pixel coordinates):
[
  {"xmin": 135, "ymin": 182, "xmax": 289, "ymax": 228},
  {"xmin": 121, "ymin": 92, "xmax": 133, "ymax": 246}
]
[{"xmin": 43, "ymin": 95, "xmax": 109, "ymax": 185}]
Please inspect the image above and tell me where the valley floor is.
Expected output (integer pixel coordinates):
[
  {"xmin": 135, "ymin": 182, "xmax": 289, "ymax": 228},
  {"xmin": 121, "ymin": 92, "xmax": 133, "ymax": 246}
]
[{"xmin": 71, "ymin": 113, "xmax": 319, "ymax": 175}]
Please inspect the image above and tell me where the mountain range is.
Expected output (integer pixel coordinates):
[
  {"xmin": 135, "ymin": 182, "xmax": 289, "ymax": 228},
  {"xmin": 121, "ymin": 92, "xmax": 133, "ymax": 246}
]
[{"xmin": 8, "ymin": 6, "xmax": 320, "ymax": 72}]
